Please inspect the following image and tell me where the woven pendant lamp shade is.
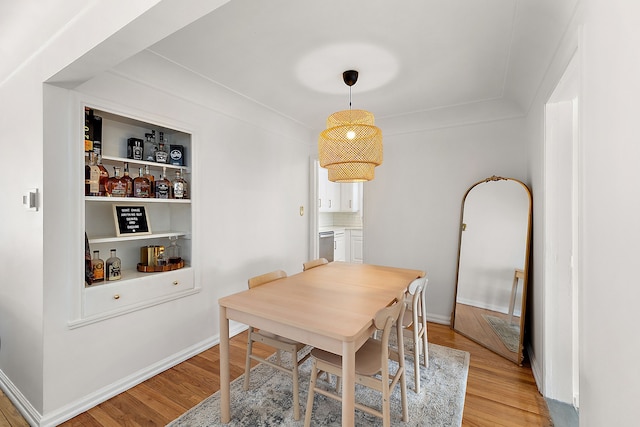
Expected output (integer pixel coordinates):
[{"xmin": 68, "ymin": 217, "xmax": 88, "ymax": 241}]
[{"xmin": 318, "ymin": 109, "xmax": 383, "ymax": 183}]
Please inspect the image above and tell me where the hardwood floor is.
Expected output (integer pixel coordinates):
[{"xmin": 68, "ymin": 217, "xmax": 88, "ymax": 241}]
[{"xmin": 0, "ymin": 323, "xmax": 551, "ymax": 426}]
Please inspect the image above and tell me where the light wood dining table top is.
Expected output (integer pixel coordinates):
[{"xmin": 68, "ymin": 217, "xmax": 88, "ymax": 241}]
[{"xmin": 218, "ymin": 261, "xmax": 425, "ymax": 426}]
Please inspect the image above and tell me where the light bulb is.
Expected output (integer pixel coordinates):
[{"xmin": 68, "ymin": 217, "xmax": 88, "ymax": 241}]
[{"xmin": 346, "ymin": 130, "xmax": 356, "ymax": 140}]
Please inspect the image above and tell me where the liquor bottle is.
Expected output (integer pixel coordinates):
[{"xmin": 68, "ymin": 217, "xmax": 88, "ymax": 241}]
[
  {"xmin": 91, "ymin": 250, "xmax": 104, "ymax": 283},
  {"xmin": 96, "ymin": 155, "xmax": 109, "ymax": 196},
  {"xmin": 144, "ymin": 164, "xmax": 155, "ymax": 197},
  {"xmin": 105, "ymin": 249, "xmax": 121, "ymax": 281},
  {"xmin": 122, "ymin": 162, "xmax": 134, "ymax": 197},
  {"xmin": 85, "ymin": 232, "xmax": 93, "ymax": 286},
  {"xmin": 86, "ymin": 152, "xmax": 101, "ymax": 196},
  {"xmin": 155, "ymin": 132, "xmax": 169, "ymax": 163},
  {"xmin": 154, "ymin": 167, "xmax": 172, "ymax": 199},
  {"xmin": 166, "ymin": 236, "xmax": 182, "ymax": 264},
  {"xmin": 84, "ymin": 108, "xmax": 93, "ymax": 153},
  {"xmin": 144, "ymin": 130, "xmax": 157, "ymax": 161},
  {"xmin": 133, "ymin": 167, "xmax": 151, "ymax": 198},
  {"xmin": 172, "ymin": 168, "xmax": 188, "ymax": 199},
  {"xmin": 92, "ymin": 113, "xmax": 102, "ymax": 157},
  {"xmin": 106, "ymin": 166, "xmax": 128, "ymax": 197}
]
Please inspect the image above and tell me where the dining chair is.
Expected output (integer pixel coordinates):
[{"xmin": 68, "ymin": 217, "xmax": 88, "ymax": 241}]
[
  {"xmin": 304, "ymin": 293, "xmax": 408, "ymax": 427},
  {"xmin": 401, "ymin": 276, "xmax": 429, "ymax": 392},
  {"xmin": 244, "ymin": 269, "xmax": 310, "ymax": 421},
  {"xmin": 302, "ymin": 257, "xmax": 328, "ymax": 271}
]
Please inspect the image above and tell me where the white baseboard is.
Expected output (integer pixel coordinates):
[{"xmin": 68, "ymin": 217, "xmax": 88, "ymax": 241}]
[
  {"xmin": 0, "ymin": 369, "xmax": 41, "ymax": 426},
  {"xmin": 2, "ymin": 323, "xmax": 249, "ymax": 427},
  {"xmin": 426, "ymin": 312, "xmax": 451, "ymax": 326},
  {"xmin": 527, "ymin": 342, "xmax": 544, "ymax": 394}
]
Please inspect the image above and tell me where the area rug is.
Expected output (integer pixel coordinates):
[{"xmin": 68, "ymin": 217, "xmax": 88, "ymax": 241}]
[
  {"xmin": 167, "ymin": 343, "xmax": 469, "ymax": 426},
  {"xmin": 482, "ymin": 314, "xmax": 520, "ymax": 353}
]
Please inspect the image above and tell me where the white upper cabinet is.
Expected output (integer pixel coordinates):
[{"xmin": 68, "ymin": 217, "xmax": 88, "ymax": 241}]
[{"xmin": 318, "ymin": 166, "xmax": 362, "ymax": 213}]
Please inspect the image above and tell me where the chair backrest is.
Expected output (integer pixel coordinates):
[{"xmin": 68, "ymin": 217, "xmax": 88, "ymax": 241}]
[
  {"xmin": 373, "ymin": 293, "xmax": 406, "ymax": 364},
  {"xmin": 248, "ymin": 269, "xmax": 287, "ymax": 289},
  {"xmin": 406, "ymin": 277, "xmax": 428, "ymax": 316},
  {"xmin": 303, "ymin": 258, "xmax": 328, "ymax": 271}
]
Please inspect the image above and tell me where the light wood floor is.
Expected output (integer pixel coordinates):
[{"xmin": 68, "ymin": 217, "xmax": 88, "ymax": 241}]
[{"xmin": 0, "ymin": 323, "xmax": 551, "ymax": 426}]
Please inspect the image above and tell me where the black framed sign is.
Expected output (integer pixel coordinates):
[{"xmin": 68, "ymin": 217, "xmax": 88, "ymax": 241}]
[{"xmin": 112, "ymin": 205, "xmax": 152, "ymax": 236}]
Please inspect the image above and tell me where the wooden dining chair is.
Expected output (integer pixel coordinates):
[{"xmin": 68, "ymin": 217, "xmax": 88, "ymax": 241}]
[
  {"xmin": 401, "ymin": 276, "xmax": 429, "ymax": 392},
  {"xmin": 302, "ymin": 257, "xmax": 328, "ymax": 271},
  {"xmin": 244, "ymin": 269, "xmax": 310, "ymax": 420},
  {"xmin": 304, "ymin": 293, "xmax": 408, "ymax": 427}
]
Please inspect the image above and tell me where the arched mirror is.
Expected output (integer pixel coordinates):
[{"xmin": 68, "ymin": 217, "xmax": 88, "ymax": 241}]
[{"xmin": 452, "ymin": 176, "xmax": 532, "ymax": 365}]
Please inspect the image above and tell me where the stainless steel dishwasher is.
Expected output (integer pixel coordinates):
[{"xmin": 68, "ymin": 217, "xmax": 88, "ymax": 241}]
[{"xmin": 318, "ymin": 231, "xmax": 334, "ymax": 262}]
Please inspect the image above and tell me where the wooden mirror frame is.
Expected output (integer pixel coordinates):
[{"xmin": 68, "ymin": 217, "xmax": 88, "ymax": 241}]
[{"xmin": 451, "ymin": 175, "xmax": 532, "ymax": 365}]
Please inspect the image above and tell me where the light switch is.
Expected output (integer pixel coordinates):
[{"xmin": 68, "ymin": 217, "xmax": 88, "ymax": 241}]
[{"xmin": 23, "ymin": 188, "xmax": 38, "ymax": 211}]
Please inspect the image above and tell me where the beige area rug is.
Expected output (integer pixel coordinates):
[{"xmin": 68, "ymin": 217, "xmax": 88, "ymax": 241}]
[
  {"xmin": 482, "ymin": 314, "xmax": 520, "ymax": 353},
  {"xmin": 167, "ymin": 343, "xmax": 469, "ymax": 426}
]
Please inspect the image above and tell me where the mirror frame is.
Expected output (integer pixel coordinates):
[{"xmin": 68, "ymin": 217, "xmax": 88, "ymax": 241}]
[{"xmin": 451, "ymin": 175, "xmax": 532, "ymax": 365}]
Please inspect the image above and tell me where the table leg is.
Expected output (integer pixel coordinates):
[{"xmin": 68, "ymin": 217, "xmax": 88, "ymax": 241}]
[
  {"xmin": 342, "ymin": 340, "xmax": 356, "ymax": 427},
  {"xmin": 220, "ymin": 306, "xmax": 231, "ymax": 423}
]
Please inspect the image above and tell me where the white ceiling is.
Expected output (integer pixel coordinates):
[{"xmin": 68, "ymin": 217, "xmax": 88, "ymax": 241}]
[
  {"xmin": 1, "ymin": 0, "xmax": 579, "ymax": 131},
  {"xmin": 146, "ymin": 0, "xmax": 579, "ymax": 130}
]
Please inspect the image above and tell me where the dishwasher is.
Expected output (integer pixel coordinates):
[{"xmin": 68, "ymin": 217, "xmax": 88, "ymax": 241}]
[{"xmin": 318, "ymin": 231, "xmax": 334, "ymax": 262}]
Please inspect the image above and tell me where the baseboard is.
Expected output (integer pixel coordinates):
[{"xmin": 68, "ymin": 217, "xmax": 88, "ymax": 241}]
[
  {"xmin": 426, "ymin": 312, "xmax": 451, "ymax": 326},
  {"xmin": 527, "ymin": 342, "xmax": 544, "ymax": 394},
  {"xmin": 0, "ymin": 369, "xmax": 41, "ymax": 426}
]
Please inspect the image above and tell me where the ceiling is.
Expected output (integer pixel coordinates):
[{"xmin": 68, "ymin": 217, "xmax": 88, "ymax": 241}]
[
  {"xmin": 146, "ymin": 0, "xmax": 579, "ymax": 131},
  {"xmin": 1, "ymin": 0, "xmax": 578, "ymax": 131}
]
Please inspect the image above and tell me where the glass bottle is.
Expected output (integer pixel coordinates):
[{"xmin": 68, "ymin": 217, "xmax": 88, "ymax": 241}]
[
  {"xmin": 156, "ymin": 246, "xmax": 167, "ymax": 267},
  {"xmin": 172, "ymin": 168, "xmax": 188, "ymax": 199},
  {"xmin": 144, "ymin": 164, "xmax": 155, "ymax": 197},
  {"xmin": 106, "ymin": 166, "xmax": 128, "ymax": 197},
  {"xmin": 87, "ymin": 152, "xmax": 101, "ymax": 196},
  {"xmin": 105, "ymin": 249, "xmax": 121, "ymax": 281},
  {"xmin": 133, "ymin": 167, "xmax": 151, "ymax": 198},
  {"xmin": 155, "ymin": 132, "xmax": 169, "ymax": 163},
  {"xmin": 154, "ymin": 167, "xmax": 172, "ymax": 199},
  {"xmin": 166, "ymin": 236, "xmax": 182, "ymax": 264},
  {"xmin": 144, "ymin": 130, "xmax": 157, "ymax": 161},
  {"xmin": 91, "ymin": 250, "xmax": 104, "ymax": 283},
  {"xmin": 122, "ymin": 162, "xmax": 134, "ymax": 197},
  {"xmin": 96, "ymin": 154, "xmax": 109, "ymax": 196}
]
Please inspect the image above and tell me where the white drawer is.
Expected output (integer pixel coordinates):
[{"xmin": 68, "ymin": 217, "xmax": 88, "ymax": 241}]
[{"xmin": 83, "ymin": 267, "xmax": 194, "ymax": 318}]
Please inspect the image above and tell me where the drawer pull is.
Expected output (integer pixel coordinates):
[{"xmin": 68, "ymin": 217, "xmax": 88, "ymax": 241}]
[
  {"xmin": 113, "ymin": 294, "xmax": 120, "ymax": 300},
  {"xmin": 173, "ymin": 281, "xmax": 179, "ymax": 286}
]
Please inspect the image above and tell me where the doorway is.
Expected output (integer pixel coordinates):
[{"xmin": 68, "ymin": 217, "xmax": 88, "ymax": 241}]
[{"xmin": 544, "ymin": 51, "xmax": 581, "ymax": 411}]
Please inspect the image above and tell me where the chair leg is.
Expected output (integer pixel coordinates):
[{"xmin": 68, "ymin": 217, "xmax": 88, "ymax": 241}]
[
  {"xmin": 292, "ymin": 351, "xmax": 300, "ymax": 421},
  {"xmin": 422, "ymin": 326, "xmax": 429, "ymax": 368},
  {"xmin": 243, "ymin": 328, "xmax": 254, "ymax": 391},
  {"xmin": 304, "ymin": 359, "xmax": 319, "ymax": 427},
  {"xmin": 414, "ymin": 326, "xmax": 421, "ymax": 392}
]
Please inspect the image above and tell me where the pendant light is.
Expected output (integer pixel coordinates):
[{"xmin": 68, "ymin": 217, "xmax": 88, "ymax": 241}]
[{"xmin": 318, "ymin": 70, "xmax": 383, "ymax": 183}]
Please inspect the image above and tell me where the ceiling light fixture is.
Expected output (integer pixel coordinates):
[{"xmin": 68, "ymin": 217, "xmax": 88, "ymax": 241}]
[{"xmin": 318, "ymin": 70, "xmax": 383, "ymax": 183}]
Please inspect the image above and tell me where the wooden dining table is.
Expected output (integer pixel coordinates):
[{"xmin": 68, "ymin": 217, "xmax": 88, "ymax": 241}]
[{"xmin": 218, "ymin": 261, "xmax": 425, "ymax": 426}]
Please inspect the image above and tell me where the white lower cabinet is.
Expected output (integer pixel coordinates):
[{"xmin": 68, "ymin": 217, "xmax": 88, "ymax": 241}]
[
  {"xmin": 334, "ymin": 231, "xmax": 346, "ymax": 262},
  {"xmin": 83, "ymin": 267, "xmax": 195, "ymax": 318},
  {"xmin": 348, "ymin": 229, "xmax": 363, "ymax": 263}
]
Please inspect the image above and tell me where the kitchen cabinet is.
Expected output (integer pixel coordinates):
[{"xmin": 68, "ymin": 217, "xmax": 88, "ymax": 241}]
[
  {"xmin": 77, "ymin": 104, "xmax": 196, "ymax": 326},
  {"xmin": 334, "ymin": 231, "xmax": 346, "ymax": 262},
  {"xmin": 340, "ymin": 182, "xmax": 361, "ymax": 212},
  {"xmin": 318, "ymin": 166, "xmax": 340, "ymax": 212},
  {"xmin": 348, "ymin": 229, "xmax": 363, "ymax": 263},
  {"xmin": 318, "ymin": 166, "xmax": 362, "ymax": 213}
]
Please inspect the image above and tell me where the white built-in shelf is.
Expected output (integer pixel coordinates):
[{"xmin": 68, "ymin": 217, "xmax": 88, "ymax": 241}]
[
  {"xmin": 101, "ymin": 155, "xmax": 190, "ymax": 173},
  {"xmin": 88, "ymin": 231, "xmax": 189, "ymax": 244},
  {"xmin": 85, "ymin": 196, "xmax": 190, "ymax": 204}
]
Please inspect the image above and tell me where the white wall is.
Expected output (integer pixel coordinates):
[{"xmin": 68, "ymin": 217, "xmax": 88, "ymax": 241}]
[
  {"xmin": 38, "ymin": 53, "xmax": 311, "ymax": 423},
  {"xmin": 364, "ymin": 117, "xmax": 528, "ymax": 324},
  {"xmin": 579, "ymin": 1, "xmax": 640, "ymax": 424},
  {"xmin": 0, "ymin": 0, "xmax": 167, "ymax": 421}
]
